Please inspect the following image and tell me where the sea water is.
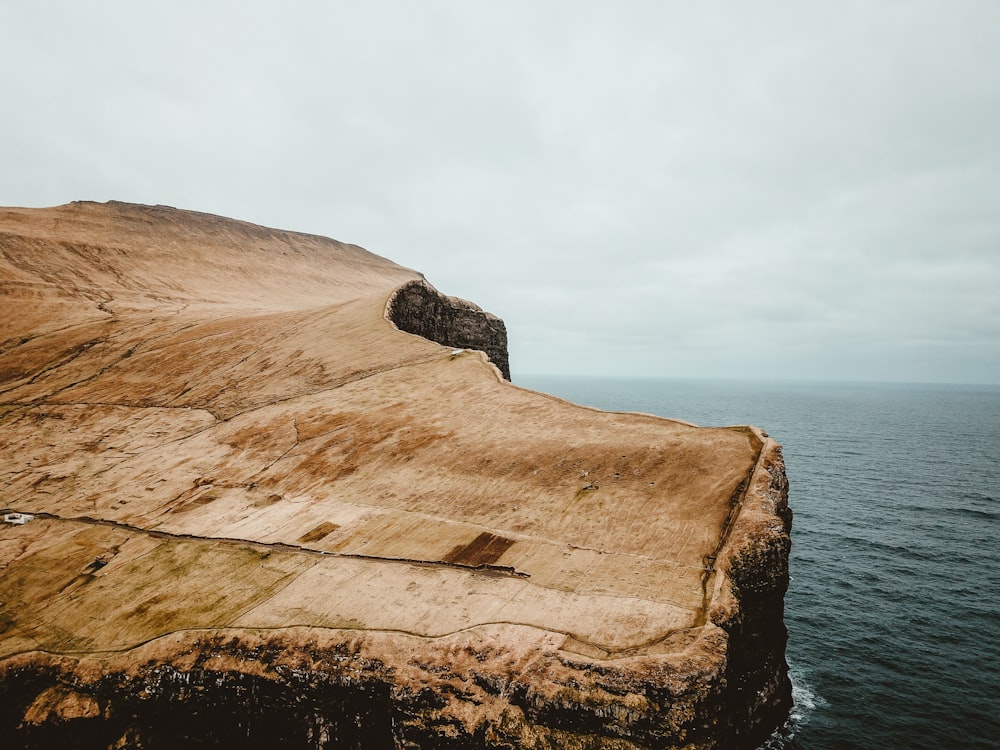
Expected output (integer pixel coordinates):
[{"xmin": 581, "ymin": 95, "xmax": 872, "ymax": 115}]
[{"xmin": 517, "ymin": 376, "xmax": 1000, "ymax": 750}]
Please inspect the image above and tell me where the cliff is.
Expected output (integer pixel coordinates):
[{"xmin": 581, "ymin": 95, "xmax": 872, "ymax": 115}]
[
  {"xmin": 0, "ymin": 201, "xmax": 792, "ymax": 749},
  {"xmin": 387, "ymin": 279, "xmax": 511, "ymax": 381}
]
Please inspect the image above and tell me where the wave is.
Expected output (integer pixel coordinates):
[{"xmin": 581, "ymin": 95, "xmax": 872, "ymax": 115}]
[
  {"xmin": 915, "ymin": 504, "xmax": 998, "ymax": 521},
  {"xmin": 759, "ymin": 663, "xmax": 826, "ymax": 749}
]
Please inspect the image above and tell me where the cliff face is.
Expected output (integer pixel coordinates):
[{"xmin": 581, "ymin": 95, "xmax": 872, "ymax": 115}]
[
  {"xmin": 712, "ymin": 445, "xmax": 794, "ymax": 748},
  {"xmin": 0, "ymin": 201, "xmax": 791, "ymax": 749},
  {"xmin": 387, "ymin": 279, "xmax": 511, "ymax": 380}
]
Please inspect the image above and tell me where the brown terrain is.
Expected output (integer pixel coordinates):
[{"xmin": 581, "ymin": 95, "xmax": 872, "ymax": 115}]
[{"xmin": 0, "ymin": 201, "xmax": 792, "ymax": 749}]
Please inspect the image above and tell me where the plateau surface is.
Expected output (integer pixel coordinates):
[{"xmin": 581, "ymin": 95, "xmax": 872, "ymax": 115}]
[{"xmin": 0, "ymin": 202, "xmax": 792, "ymax": 748}]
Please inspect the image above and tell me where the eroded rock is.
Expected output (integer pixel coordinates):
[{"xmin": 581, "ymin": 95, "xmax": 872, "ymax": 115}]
[{"xmin": 387, "ymin": 278, "xmax": 510, "ymax": 380}]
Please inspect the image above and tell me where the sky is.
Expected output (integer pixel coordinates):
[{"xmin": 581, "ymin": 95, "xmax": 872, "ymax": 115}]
[{"xmin": 3, "ymin": 1, "xmax": 999, "ymax": 384}]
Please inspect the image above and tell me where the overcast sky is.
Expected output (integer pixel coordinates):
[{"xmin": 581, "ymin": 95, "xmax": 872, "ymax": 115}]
[{"xmin": 3, "ymin": 2, "xmax": 999, "ymax": 384}]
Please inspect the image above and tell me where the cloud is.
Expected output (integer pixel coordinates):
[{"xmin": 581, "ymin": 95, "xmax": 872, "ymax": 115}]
[{"xmin": 2, "ymin": 1, "xmax": 999, "ymax": 383}]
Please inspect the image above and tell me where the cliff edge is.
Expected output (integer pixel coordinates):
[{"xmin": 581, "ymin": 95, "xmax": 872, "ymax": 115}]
[{"xmin": 0, "ymin": 201, "xmax": 791, "ymax": 748}]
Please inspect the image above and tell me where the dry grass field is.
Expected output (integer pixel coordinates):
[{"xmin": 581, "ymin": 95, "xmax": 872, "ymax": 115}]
[{"xmin": 0, "ymin": 201, "xmax": 790, "ymax": 748}]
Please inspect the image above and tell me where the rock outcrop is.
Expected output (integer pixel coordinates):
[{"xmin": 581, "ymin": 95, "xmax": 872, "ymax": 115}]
[
  {"xmin": 0, "ymin": 201, "xmax": 792, "ymax": 749},
  {"xmin": 387, "ymin": 279, "xmax": 510, "ymax": 381}
]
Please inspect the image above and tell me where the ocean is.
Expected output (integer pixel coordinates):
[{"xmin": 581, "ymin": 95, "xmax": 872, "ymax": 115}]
[{"xmin": 516, "ymin": 376, "xmax": 1000, "ymax": 750}]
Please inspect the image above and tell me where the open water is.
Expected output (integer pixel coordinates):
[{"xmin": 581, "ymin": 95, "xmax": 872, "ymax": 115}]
[{"xmin": 517, "ymin": 376, "xmax": 1000, "ymax": 750}]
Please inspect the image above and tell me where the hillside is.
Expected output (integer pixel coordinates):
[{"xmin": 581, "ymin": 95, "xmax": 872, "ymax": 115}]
[{"xmin": 0, "ymin": 201, "xmax": 792, "ymax": 749}]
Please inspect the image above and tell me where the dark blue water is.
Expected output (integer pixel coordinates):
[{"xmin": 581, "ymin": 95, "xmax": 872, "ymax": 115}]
[{"xmin": 517, "ymin": 376, "xmax": 1000, "ymax": 750}]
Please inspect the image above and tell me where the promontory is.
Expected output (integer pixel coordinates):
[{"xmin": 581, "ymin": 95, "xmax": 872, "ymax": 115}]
[{"xmin": 0, "ymin": 201, "xmax": 793, "ymax": 748}]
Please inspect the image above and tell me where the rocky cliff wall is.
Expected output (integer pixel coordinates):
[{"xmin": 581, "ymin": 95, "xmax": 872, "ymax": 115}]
[
  {"xmin": 387, "ymin": 279, "xmax": 511, "ymax": 380},
  {"xmin": 711, "ymin": 439, "xmax": 794, "ymax": 748}
]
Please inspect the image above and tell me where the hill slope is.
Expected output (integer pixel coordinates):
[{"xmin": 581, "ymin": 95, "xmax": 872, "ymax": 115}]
[{"xmin": 0, "ymin": 201, "xmax": 792, "ymax": 749}]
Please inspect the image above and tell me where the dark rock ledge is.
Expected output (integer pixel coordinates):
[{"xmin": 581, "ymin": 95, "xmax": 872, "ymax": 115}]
[{"xmin": 387, "ymin": 279, "xmax": 511, "ymax": 380}]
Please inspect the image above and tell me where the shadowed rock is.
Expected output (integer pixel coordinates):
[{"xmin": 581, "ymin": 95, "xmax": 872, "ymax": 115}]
[{"xmin": 387, "ymin": 278, "xmax": 510, "ymax": 380}]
